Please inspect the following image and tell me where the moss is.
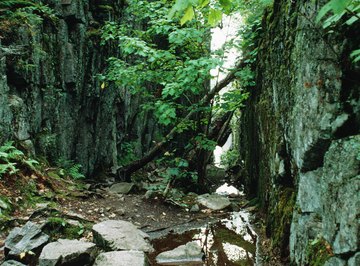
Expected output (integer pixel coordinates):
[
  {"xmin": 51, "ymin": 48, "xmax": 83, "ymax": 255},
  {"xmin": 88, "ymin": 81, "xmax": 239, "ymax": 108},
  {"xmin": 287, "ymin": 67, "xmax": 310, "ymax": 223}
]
[
  {"xmin": 306, "ymin": 238, "xmax": 333, "ymax": 266},
  {"xmin": 43, "ymin": 217, "xmax": 87, "ymax": 240},
  {"xmin": 268, "ymin": 188, "xmax": 296, "ymax": 255}
]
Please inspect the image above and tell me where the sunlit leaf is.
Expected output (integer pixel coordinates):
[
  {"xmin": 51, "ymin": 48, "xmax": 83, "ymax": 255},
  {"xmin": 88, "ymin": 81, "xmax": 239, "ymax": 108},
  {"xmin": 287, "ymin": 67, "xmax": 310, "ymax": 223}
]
[
  {"xmin": 208, "ymin": 8, "xmax": 222, "ymax": 27},
  {"xmin": 180, "ymin": 6, "xmax": 194, "ymax": 25}
]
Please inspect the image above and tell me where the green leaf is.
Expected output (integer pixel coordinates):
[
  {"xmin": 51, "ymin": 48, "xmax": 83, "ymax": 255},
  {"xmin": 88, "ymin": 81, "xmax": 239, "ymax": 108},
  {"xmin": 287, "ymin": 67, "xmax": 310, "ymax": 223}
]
[
  {"xmin": 346, "ymin": 15, "xmax": 359, "ymax": 25},
  {"xmin": 316, "ymin": 2, "xmax": 333, "ymax": 23},
  {"xmin": 219, "ymin": 0, "xmax": 232, "ymax": 13},
  {"xmin": 180, "ymin": 6, "xmax": 195, "ymax": 25},
  {"xmin": 199, "ymin": 0, "xmax": 210, "ymax": 8},
  {"xmin": 208, "ymin": 8, "xmax": 222, "ymax": 27},
  {"xmin": 330, "ymin": 0, "xmax": 351, "ymax": 14},
  {"xmin": 350, "ymin": 49, "xmax": 360, "ymax": 63}
]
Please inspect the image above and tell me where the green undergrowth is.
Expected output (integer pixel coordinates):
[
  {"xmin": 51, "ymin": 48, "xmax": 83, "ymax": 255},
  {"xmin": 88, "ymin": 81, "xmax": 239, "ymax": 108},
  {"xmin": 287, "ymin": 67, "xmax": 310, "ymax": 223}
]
[
  {"xmin": 42, "ymin": 216, "xmax": 92, "ymax": 240},
  {"xmin": 0, "ymin": 141, "xmax": 87, "ymax": 232},
  {"xmin": 306, "ymin": 237, "xmax": 333, "ymax": 266},
  {"xmin": 0, "ymin": 0, "xmax": 58, "ymax": 43}
]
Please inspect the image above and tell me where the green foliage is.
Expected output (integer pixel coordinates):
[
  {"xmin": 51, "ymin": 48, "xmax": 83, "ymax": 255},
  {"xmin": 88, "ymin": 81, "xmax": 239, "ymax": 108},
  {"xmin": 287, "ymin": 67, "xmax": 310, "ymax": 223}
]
[
  {"xmin": 100, "ymin": 0, "xmax": 217, "ymax": 130},
  {"xmin": 169, "ymin": 0, "xmax": 235, "ymax": 26},
  {"xmin": 194, "ymin": 134, "xmax": 217, "ymax": 151},
  {"xmin": 306, "ymin": 237, "xmax": 333, "ymax": 265},
  {"xmin": 316, "ymin": 0, "xmax": 360, "ymax": 62},
  {"xmin": 0, "ymin": 141, "xmax": 39, "ymax": 178},
  {"xmin": 100, "ymin": 0, "xmax": 264, "ymax": 184},
  {"xmin": 220, "ymin": 149, "xmax": 240, "ymax": 169},
  {"xmin": 0, "ymin": 0, "xmax": 58, "ymax": 30},
  {"xmin": 56, "ymin": 159, "xmax": 85, "ymax": 180},
  {"xmin": 44, "ymin": 217, "xmax": 86, "ymax": 239},
  {"xmin": 118, "ymin": 142, "xmax": 138, "ymax": 167},
  {"xmin": 0, "ymin": 0, "xmax": 35, "ymax": 9}
]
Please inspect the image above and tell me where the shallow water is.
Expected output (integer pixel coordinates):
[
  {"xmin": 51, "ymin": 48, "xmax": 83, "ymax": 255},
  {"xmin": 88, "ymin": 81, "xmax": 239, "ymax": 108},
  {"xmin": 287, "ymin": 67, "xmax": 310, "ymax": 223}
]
[{"xmin": 148, "ymin": 211, "xmax": 257, "ymax": 266}]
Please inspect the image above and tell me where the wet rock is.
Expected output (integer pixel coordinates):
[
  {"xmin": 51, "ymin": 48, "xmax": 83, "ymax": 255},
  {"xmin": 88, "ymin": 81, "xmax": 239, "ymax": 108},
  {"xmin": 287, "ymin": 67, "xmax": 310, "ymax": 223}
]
[
  {"xmin": 5, "ymin": 222, "xmax": 49, "ymax": 262},
  {"xmin": 109, "ymin": 182, "xmax": 134, "ymax": 194},
  {"xmin": 1, "ymin": 260, "xmax": 26, "ymax": 266},
  {"xmin": 196, "ymin": 193, "xmax": 231, "ymax": 210},
  {"xmin": 92, "ymin": 220, "xmax": 153, "ymax": 252},
  {"xmin": 93, "ymin": 251, "xmax": 149, "ymax": 266},
  {"xmin": 348, "ymin": 252, "xmax": 360, "ymax": 266},
  {"xmin": 38, "ymin": 239, "xmax": 97, "ymax": 266},
  {"xmin": 156, "ymin": 242, "xmax": 204, "ymax": 265}
]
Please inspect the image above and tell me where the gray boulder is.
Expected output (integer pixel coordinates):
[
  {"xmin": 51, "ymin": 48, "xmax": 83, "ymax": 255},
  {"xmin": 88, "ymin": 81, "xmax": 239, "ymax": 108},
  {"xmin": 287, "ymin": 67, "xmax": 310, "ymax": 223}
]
[
  {"xmin": 196, "ymin": 193, "xmax": 231, "ymax": 210},
  {"xmin": 38, "ymin": 239, "xmax": 98, "ymax": 266},
  {"xmin": 109, "ymin": 182, "xmax": 134, "ymax": 194},
  {"xmin": 156, "ymin": 242, "xmax": 204, "ymax": 265},
  {"xmin": 4, "ymin": 222, "xmax": 49, "ymax": 262},
  {"xmin": 92, "ymin": 220, "xmax": 153, "ymax": 252},
  {"xmin": 93, "ymin": 251, "xmax": 149, "ymax": 266}
]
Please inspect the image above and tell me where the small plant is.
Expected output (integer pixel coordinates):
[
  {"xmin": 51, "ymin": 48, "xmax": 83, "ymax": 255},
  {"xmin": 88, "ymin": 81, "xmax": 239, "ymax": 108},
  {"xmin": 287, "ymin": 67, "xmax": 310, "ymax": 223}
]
[
  {"xmin": 220, "ymin": 149, "xmax": 240, "ymax": 169},
  {"xmin": 56, "ymin": 158, "xmax": 85, "ymax": 180},
  {"xmin": 0, "ymin": 141, "xmax": 39, "ymax": 178},
  {"xmin": 44, "ymin": 217, "xmax": 86, "ymax": 239},
  {"xmin": 316, "ymin": 0, "xmax": 360, "ymax": 63},
  {"xmin": 306, "ymin": 237, "xmax": 333, "ymax": 265}
]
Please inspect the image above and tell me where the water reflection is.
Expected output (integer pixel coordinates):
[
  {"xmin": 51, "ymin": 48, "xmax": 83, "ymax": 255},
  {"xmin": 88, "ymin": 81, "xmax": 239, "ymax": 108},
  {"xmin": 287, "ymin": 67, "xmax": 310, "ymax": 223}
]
[{"xmin": 149, "ymin": 211, "xmax": 257, "ymax": 265}]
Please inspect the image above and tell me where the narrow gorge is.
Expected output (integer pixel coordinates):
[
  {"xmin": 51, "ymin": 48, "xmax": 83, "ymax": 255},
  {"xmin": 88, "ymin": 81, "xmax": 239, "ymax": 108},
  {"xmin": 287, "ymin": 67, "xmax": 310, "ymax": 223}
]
[{"xmin": 0, "ymin": 0, "xmax": 359, "ymax": 265}]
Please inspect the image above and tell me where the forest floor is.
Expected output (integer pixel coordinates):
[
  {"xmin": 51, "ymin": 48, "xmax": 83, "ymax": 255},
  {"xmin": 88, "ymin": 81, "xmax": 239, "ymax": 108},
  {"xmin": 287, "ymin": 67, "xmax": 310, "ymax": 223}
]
[{"xmin": 0, "ymin": 170, "xmax": 284, "ymax": 265}]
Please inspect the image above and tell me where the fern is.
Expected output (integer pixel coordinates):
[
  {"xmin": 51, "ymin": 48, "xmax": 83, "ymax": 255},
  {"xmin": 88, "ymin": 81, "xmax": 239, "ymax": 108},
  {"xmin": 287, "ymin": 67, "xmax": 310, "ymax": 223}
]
[
  {"xmin": 0, "ymin": 141, "xmax": 39, "ymax": 178},
  {"xmin": 23, "ymin": 159, "xmax": 39, "ymax": 170},
  {"xmin": 56, "ymin": 159, "xmax": 85, "ymax": 180},
  {"xmin": 68, "ymin": 164, "xmax": 85, "ymax": 180},
  {"xmin": 0, "ymin": 0, "xmax": 36, "ymax": 9},
  {"xmin": 0, "ymin": 162, "xmax": 18, "ymax": 175}
]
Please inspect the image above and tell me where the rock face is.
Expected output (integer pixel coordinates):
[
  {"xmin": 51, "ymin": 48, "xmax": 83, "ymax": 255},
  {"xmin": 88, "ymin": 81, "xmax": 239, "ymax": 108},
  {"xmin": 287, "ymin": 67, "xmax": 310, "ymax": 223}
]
[
  {"xmin": 290, "ymin": 136, "xmax": 360, "ymax": 264},
  {"xmin": 196, "ymin": 194, "xmax": 231, "ymax": 210},
  {"xmin": 38, "ymin": 239, "xmax": 98, "ymax": 266},
  {"xmin": 93, "ymin": 251, "xmax": 149, "ymax": 266},
  {"xmin": 0, "ymin": 0, "xmax": 159, "ymax": 176},
  {"xmin": 4, "ymin": 222, "xmax": 49, "ymax": 262},
  {"xmin": 156, "ymin": 242, "xmax": 204, "ymax": 265},
  {"xmin": 92, "ymin": 220, "xmax": 154, "ymax": 252},
  {"xmin": 237, "ymin": 0, "xmax": 360, "ymax": 264}
]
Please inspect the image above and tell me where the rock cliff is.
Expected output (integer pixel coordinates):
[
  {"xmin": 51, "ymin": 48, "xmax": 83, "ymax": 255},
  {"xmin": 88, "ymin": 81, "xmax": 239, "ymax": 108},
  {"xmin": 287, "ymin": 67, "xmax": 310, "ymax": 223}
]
[
  {"xmin": 238, "ymin": 0, "xmax": 359, "ymax": 264},
  {"xmin": 0, "ymin": 0, "xmax": 158, "ymax": 175}
]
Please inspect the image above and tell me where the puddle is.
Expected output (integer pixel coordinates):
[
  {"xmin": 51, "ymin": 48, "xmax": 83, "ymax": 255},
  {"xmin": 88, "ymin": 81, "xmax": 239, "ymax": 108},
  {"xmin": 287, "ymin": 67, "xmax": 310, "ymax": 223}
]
[{"xmin": 148, "ymin": 211, "xmax": 258, "ymax": 265}]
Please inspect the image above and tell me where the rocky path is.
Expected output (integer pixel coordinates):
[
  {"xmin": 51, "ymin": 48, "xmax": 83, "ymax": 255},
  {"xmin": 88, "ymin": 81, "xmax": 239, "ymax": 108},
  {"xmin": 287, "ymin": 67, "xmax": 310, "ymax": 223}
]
[{"xmin": 0, "ymin": 181, "xmax": 283, "ymax": 266}]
